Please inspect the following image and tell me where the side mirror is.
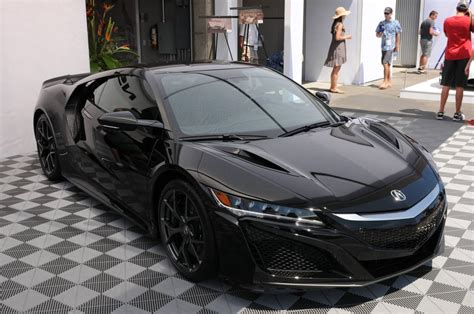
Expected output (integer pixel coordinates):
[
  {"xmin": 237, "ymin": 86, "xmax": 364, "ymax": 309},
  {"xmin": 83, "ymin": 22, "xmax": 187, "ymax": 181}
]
[
  {"xmin": 315, "ymin": 91, "xmax": 331, "ymax": 104},
  {"xmin": 98, "ymin": 111, "xmax": 164, "ymax": 131}
]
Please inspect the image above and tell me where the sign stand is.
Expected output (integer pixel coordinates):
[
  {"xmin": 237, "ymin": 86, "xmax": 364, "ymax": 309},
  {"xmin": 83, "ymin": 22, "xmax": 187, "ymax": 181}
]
[{"xmin": 201, "ymin": 15, "xmax": 235, "ymax": 61}]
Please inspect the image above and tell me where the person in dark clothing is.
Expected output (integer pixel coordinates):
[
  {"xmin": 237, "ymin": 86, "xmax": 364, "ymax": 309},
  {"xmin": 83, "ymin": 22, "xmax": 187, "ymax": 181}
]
[{"xmin": 418, "ymin": 10, "xmax": 439, "ymax": 73}]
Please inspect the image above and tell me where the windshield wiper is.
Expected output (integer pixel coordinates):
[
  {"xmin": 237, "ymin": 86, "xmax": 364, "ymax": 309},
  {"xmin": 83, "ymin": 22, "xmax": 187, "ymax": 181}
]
[
  {"xmin": 180, "ymin": 134, "xmax": 269, "ymax": 142},
  {"xmin": 279, "ymin": 121, "xmax": 344, "ymax": 137}
]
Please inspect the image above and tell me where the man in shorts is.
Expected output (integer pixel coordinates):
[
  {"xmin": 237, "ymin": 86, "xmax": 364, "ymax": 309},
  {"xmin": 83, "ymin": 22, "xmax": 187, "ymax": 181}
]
[
  {"xmin": 418, "ymin": 10, "xmax": 439, "ymax": 73},
  {"xmin": 376, "ymin": 7, "xmax": 402, "ymax": 89},
  {"xmin": 438, "ymin": 1, "xmax": 473, "ymax": 122}
]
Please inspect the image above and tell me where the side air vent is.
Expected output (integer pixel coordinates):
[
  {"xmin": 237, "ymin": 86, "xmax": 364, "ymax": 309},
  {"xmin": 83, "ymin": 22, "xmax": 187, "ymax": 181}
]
[
  {"xmin": 233, "ymin": 149, "xmax": 288, "ymax": 173},
  {"xmin": 369, "ymin": 123, "xmax": 399, "ymax": 149}
]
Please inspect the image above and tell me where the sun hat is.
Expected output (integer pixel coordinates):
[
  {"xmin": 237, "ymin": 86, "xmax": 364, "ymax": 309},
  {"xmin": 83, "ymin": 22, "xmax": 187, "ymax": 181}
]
[{"xmin": 333, "ymin": 7, "xmax": 351, "ymax": 19}]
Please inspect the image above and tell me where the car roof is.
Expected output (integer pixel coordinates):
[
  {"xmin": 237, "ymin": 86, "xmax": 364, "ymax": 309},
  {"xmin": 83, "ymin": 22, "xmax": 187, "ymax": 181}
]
[
  {"xmin": 148, "ymin": 61, "xmax": 257, "ymax": 74},
  {"xmin": 75, "ymin": 61, "xmax": 262, "ymax": 86}
]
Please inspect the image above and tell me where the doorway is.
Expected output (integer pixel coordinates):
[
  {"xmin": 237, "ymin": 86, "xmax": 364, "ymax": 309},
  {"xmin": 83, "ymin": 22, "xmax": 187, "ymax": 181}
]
[
  {"xmin": 241, "ymin": 0, "xmax": 285, "ymax": 64},
  {"xmin": 138, "ymin": 0, "xmax": 192, "ymax": 63},
  {"xmin": 88, "ymin": 0, "xmax": 213, "ymax": 65},
  {"xmin": 395, "ymin": 0, "xmax": 421, "ymax": 67}
]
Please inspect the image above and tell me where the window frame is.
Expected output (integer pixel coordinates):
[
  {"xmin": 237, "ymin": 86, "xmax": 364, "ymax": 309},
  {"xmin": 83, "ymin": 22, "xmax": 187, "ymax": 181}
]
[{"xmin": 93, "ymin": 75, "xmax": 162, "ymax": 122}]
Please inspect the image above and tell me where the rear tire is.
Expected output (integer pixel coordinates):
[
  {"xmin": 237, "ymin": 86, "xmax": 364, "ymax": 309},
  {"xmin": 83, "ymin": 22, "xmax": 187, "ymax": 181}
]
[
  {"xmin": 35, "ymin": 114, "xmax": 62, "ymax": 181},
  {"xmin": 158, "ymin": 180, "xmax": 217, "ymax": 281}
]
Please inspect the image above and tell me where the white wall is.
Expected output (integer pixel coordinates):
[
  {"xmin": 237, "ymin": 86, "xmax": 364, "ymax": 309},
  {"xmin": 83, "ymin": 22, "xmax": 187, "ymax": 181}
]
[
  {"xmin": 284, "ymin": 0, "xmax": 305, "ymax": 83},
  {"xmin": 304, "ymin": 0, "xmax": 360, "ymax": 85},
  {"xmin": 359, "ymin": 0, "xmax": 397, "ymax": 83},
  {"xmin": 0, "ymin": 0, "xmax": 90, "ymax": 158},
  {"xmin": 303, "ymin": 0, "xmax": 397, "ymax": 85},
  {"xmin": 215, "ymin": 0, "xmax": 240, "ymax": 61}
]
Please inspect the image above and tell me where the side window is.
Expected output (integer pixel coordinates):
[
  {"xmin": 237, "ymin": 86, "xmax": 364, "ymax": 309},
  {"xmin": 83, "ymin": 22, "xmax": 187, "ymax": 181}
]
[
  {"xmin": 92, "ymin": 82, "xmax": 106, "ymax": 105},
  {"xmin": 97, "ymin": 76, "xmax": 160, "ymax": 121},
  {"xmin": 83, "ymin": 80, "xmax": 106, "ymax": 106}
]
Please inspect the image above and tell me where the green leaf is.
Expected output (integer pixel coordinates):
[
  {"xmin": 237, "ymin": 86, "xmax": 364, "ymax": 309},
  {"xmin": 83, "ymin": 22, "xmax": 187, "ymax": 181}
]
[
  {"xmin": 111, "ymin": 49, "xmax": 139, "ymax": 57},
  {"xmin": 90, "ymin": 61, "xmax": 100, "ymax": 73},
  {"xmin": 101, "ymin": 55, "xmax": 122, "ymax": 70}
]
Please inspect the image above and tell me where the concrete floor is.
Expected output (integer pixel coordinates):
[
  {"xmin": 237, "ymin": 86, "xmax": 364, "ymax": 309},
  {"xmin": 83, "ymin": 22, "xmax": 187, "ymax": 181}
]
[{"xmin": 304, "ymin": 69, "xmax": 474, "ymax": 120}]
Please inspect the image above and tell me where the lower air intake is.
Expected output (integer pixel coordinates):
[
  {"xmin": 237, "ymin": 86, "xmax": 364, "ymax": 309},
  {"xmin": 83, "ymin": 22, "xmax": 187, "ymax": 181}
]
[{"xmin": 243, "ymin": 224, "xmax": 338, "ymax": 278}]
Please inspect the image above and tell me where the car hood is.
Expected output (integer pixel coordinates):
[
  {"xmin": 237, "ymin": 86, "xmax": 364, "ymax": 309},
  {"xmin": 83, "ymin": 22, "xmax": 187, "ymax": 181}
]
[{"xmin": 195, "ymin": 119, "xmax": 438, "ymax": 214}]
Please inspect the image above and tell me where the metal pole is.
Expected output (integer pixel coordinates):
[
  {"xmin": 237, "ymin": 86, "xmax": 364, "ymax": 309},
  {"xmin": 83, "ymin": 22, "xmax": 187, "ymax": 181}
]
[
  {"xmin": 161, "ymin": 0, "xmax": 166, "ymax": 23},
  {"xmin": 244, "ymin": 24, "xmax": 250, "ymax": 62},
  {"xmin": 134, "ymin": 0, "xmax": 141, "ymax": 63},
  {"xmin": 255, "ymin": 24, "xmax": 268, "ymax": 59},
  {"xmin": 214, "ymin": 34, "xmax": 219, "ymax": 59},
  {"xmin": 404, "ymin": 67, "xmax": 408, "ymax": 89},
  {"xmin": 224, "ymin": 32, "xmax": 234, "ymax": 61}
]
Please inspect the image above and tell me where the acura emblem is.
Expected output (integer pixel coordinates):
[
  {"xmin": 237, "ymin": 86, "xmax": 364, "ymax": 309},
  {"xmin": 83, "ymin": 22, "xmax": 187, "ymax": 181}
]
[{"xmin": 391, "ymin": 190, "xmax": 406, "ymax": 202}]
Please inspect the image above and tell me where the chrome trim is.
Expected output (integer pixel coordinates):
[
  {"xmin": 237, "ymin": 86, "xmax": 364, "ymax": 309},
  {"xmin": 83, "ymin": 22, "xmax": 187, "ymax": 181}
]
[{"xmin": 333, "ymin": 184, "xmax": 440, "ymax": 221}]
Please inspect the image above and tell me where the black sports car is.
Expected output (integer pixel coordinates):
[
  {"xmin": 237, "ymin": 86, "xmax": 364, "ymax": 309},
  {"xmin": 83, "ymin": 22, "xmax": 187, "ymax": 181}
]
[{"xmin": 34, "ymin": 62, "xmax": 446, "ymax": 289}]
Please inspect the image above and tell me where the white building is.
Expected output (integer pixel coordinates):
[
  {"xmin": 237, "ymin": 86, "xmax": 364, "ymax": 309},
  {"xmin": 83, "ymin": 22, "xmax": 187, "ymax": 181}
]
[{"xmin": 0, "ymin": 0, "xmax": 467, "ymax": 157}]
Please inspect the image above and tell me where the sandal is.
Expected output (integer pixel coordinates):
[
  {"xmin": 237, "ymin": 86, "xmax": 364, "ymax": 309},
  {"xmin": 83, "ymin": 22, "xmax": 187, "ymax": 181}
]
[{"xmin": 330, "ymin": 89, "xmax": 345, "ymax": 94}]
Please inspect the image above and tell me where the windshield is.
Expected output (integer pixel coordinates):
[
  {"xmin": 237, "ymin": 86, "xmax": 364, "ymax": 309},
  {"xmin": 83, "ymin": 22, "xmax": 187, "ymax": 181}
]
[{"xmin": 155, "ymin": 67, "xmax": 332, "ymax": 137}]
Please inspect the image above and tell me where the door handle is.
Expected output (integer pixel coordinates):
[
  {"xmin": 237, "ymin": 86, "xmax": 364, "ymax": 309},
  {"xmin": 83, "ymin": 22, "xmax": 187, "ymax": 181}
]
[{"xmin": 100, "ymin": 125, "xmax": 120, "ymax": 131}]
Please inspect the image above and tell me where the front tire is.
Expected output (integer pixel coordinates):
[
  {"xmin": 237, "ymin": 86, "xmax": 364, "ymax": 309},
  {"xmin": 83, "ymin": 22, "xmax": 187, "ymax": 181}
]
[
  {"xmin": 158, "ymin": 180, "xmax": 216, "ymax": 281},
  {"xmin": 35, "ymin": 114, "xmax": 62, "ymax": 181}
]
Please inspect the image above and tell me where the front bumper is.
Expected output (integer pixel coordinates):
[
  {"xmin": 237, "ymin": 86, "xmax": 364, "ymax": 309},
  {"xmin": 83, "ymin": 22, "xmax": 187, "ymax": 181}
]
[{"xmin": 212, "ymin": 188, "xmax": 447, "ymax": 289}]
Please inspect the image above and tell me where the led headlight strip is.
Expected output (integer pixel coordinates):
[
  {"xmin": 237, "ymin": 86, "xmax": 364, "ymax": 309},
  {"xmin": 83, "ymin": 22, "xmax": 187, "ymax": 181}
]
[{"xmin": 210, "ymin": 189, "xmax": 324, "ymax": 226}]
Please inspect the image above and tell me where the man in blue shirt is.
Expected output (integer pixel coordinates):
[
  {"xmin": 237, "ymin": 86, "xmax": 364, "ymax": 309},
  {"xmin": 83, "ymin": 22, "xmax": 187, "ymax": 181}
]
[{"xmin": 376, "ymin": 7, "xmax": 402, "ymax": 89}]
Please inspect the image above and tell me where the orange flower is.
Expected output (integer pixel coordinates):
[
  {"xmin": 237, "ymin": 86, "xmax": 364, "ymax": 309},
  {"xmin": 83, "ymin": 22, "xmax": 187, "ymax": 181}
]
[
  {"xmin": 105, "ymin": 30, "xmax": 111, "ymax": 42},
  {"xmin": 86, "ymin": 6, "xmax": 94, "ymax": 17},
  {"xmin": 105, "ymin": 18, "xmax": 114, "ymax": 42},
  {"xmin": 103, "ymin": 3, "xmax": 114, "ymax": 12},
  {"xmin": 97, "ymin": 20, "xmax": 105, "ymax": 36}
]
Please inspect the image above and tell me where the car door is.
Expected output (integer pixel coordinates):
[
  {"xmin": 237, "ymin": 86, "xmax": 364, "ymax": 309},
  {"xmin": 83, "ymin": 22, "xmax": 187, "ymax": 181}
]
[
  {"xmin": 69, "ymin": 80, "xmax": 114, "ymax": 198},
  {"xmin": 85, "ymin": 75, "xmax": 162, "ymax": 217}
]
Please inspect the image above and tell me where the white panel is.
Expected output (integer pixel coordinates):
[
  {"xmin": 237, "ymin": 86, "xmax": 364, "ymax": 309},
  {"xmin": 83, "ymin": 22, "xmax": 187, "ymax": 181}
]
[
  {"xmin": 304, "ymin": 0, "xmax": 360, "ymax": 85},
  {"xmin": 359, "ymin": 0, "xmax": 397, "ymax": 84},
  {"xmin": 395, "ymin": 0, "xmax": 421, "ymax": 66},
  {"xmin": 215, "ymin": 0, "xmax": 239, "ymax": 61},
  {"xmin": 284, "ymin": 0, "xmax": 305, "ymax": 83},
  {"xmin": 1, "ymin": 0, "xmax": 90, "ymax": 158}
]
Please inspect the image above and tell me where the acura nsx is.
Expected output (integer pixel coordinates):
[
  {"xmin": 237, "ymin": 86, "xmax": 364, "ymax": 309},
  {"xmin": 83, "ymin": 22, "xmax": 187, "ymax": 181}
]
[{"xmin": 33, "ymin": 62, "xmax": 446, "ymax": 289}]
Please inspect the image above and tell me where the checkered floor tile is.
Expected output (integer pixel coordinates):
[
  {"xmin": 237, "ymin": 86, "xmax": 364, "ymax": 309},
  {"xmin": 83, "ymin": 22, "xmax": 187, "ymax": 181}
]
[{"xmin": 1, "ymin": 114, "xmax": 473, "ymax": 313}]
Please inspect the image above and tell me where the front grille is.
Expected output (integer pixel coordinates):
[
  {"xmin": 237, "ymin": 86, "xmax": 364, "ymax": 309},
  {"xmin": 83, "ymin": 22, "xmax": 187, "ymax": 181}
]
[
  {"xmin": 357, "ymin": 196, "xmax": 445, "ymax": 250},
  {"xmin": 243, "ymin": 224, "xmax": 339, "ymax": 278},
  {"xmin": 360, "ymin": 220, "xmax": 444, "ymax": 278}
]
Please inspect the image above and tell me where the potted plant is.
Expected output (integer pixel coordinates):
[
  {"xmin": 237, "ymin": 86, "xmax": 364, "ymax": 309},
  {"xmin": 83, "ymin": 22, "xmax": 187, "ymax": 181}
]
[{"xmin": 86, "ymin": 0, "xmax": 138, "ymax": 72}]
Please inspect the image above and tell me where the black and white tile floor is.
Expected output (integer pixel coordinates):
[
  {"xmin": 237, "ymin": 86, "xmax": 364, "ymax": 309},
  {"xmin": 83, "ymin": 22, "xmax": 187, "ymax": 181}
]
[{"xmin": 1, "ymin": 113, "xmax": 473, "ymax": 313}]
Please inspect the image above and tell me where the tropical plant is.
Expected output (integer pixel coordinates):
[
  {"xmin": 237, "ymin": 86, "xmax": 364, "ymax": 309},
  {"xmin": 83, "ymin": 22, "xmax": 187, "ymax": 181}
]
[{"xmin": 86, "ymin": 0, "xmax": 138, "ymax": 72}]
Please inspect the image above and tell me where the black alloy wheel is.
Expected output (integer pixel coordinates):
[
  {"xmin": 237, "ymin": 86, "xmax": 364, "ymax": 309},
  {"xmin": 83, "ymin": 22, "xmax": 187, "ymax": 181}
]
[
  {"xmin": 158, "ymin": 180, "xmax": 216, "ymax": 281},
  {"xmin": 35, "ymin": 114, "xmax": 62, "ymax": 181}
]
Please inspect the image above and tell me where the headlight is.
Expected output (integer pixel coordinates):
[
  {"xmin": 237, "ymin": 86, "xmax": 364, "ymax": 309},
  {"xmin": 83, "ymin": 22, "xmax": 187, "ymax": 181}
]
[{"xmin": 210, "ymin": 189, "xmax": 324, "ymax": 226}]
